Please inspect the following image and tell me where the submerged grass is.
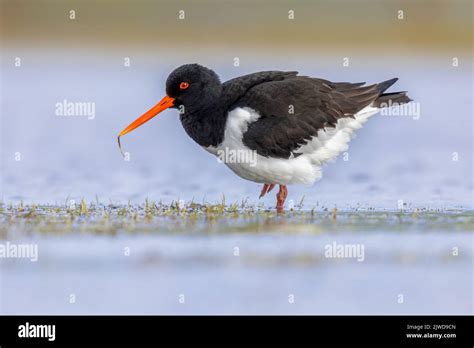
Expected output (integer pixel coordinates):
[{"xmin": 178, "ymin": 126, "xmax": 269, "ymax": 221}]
[{"xmin": 0, "ymin": 199, "xmax": 473, "ymax": 238}]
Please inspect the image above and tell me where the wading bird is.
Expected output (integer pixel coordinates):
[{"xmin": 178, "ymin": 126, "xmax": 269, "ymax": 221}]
[{"xmin": 118, "ymin": 64, "xmax": 411, "ymax": 213}]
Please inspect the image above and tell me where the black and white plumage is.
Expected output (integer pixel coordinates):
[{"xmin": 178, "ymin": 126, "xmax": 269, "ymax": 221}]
[{"xmin": 118, "ymin": 64, "xmax": 411, "ymax": 211}]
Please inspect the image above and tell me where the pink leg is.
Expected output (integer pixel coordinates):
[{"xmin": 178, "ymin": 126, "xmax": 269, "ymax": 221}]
[
  {"xmin": 276, "ymin": 185, "xmax": 288, "ymax": 213},
  {"xmin": 259, "ymin": 183, "xmax": 276, "ymax": 198}
]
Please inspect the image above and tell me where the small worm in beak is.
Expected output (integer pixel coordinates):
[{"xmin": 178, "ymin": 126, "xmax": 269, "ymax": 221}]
[{"xmin": 117, "ymin": 136, "xmax": 126, "ymax": 158}]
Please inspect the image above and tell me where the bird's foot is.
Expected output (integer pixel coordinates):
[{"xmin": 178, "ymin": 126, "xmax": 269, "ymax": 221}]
[
  {"xmin": 259, "ymin": 184, "xmax": 275, "ymax": 198},
  {"xmin": 276, "ymin": 185, "xmax": 288, "ymax": 214}
]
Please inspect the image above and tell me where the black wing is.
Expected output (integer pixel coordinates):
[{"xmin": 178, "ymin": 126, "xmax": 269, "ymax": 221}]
[
  {"xmin": 227, "ymin": 74, "xmax": 399, "ymax": 158},
  {"xmin": 222, "ymin": 71, "xmax": 298, "ymax": 106}
]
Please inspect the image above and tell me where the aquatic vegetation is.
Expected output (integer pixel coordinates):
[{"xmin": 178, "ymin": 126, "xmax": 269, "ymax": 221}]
[{"xmin": 0, "ymin": 199, "xmax": 472, "ymax": 238}]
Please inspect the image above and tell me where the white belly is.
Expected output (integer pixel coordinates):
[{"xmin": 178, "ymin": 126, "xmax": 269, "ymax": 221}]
[{"xmin": 204, "ymin": 106, "xmax": 379, "ymax": 185}]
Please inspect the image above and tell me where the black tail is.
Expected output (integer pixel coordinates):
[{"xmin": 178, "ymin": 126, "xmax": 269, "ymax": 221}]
[{"xmin": 373, "ymin": 78, "xmax": 412, "ymax": 107}]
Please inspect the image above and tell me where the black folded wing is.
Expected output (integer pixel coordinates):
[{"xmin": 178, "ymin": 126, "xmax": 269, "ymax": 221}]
[{"xmin": 224, "ymin": 72, "xmax": 397, "ymax": 159}]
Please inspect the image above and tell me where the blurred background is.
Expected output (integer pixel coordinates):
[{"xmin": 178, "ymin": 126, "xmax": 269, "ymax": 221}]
[
  {"xmin": 0, "ymin": 0, "xmax": 472, "ymax": 315},
  {"xmin": 1, "ymin": 0, "xmax": 472, "ymax": 208}
]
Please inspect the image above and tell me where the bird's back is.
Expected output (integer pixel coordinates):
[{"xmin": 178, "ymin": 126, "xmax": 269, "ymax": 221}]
[{"xmin": 216, "ymin": 71, "xmax": 411, "ymax": 185}]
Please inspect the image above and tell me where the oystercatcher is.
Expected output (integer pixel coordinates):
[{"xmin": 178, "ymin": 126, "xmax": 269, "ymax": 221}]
[{"xmin": 118, "ymin": 64, "xmax": 411, "ymax": 212}]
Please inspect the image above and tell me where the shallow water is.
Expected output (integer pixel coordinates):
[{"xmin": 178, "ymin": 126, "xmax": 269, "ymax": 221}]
[
  {"xmin": 0, "ymin": 205, "xmax": 472, "ymax": 314},
  {"xmin": 1, "ymin": 48, "xmax": 472, "ymax": 315}
]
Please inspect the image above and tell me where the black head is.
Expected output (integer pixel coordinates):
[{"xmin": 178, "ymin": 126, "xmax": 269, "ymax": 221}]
[
  {"xmin": 117, "ymin": 64, "xmax": 225, "ymax": 150},
  {"xmin": 166, "ymin": 64, "xmax": 222, "ymax": 110}
]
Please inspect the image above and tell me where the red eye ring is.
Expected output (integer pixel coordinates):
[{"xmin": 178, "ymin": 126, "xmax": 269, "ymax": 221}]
[{"xmin": 180, "ymin": 82, "xmax": 189, "ymax": 90}]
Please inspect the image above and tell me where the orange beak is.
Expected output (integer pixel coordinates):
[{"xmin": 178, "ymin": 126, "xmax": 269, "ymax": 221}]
[
  {"xmin": 117, "ymin": 95, "xmax": 175, "ymax": 156},
  {"xmin": 119, "ymin": 95, "xmax": 175, "ymax": 137}
]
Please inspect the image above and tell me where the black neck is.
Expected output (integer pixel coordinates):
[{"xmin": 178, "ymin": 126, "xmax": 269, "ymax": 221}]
[{"xmin": 179, "ymin": 103, "xmax": 227, "ymax": 147}]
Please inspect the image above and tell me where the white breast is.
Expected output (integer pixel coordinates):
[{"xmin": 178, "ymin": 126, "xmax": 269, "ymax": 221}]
[{"xmin": 204, "ymin": 106, "xmax": 379, "ymax": 185}]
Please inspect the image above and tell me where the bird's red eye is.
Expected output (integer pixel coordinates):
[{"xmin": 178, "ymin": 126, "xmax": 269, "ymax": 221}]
[{"xmin": 180, "ymin": 82, "xmax": 189, "ymax": 90}]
